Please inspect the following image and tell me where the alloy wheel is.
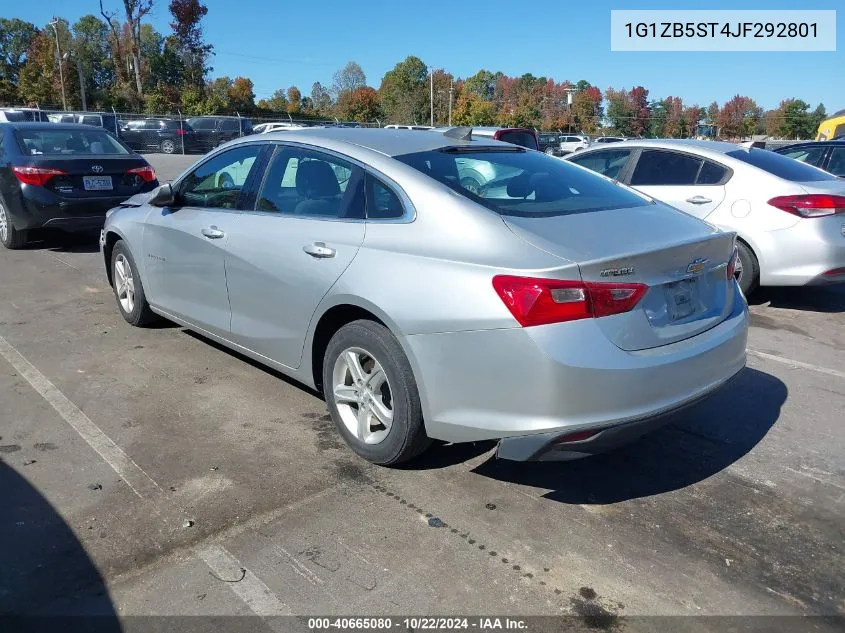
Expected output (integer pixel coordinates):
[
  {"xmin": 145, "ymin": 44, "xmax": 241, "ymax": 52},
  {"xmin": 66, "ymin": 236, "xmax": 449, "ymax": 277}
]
[
  {"xmin": 0, "ymin": 203, "xmax": 7, "ymax": 243},
  {"xmin": 331, "ymin": 347, "xmax": 394, "ymax": 445},
  {"xmin": 114, "ymin": 254, "xmax": 136, "ymax": 314}
]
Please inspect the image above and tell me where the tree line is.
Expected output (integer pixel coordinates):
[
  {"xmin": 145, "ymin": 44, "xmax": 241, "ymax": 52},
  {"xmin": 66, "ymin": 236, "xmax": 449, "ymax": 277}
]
[{"xmin": 0, "ymin": 4, "xmax": 830, "ymax": 138}]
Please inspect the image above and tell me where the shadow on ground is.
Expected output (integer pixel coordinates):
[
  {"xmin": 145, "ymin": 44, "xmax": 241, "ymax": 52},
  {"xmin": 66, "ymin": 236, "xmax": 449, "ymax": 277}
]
[
  {"xmin": 472, "ymin": 368, "xmax": 787, "ymax": 504},
  {"xmin": 0, "ymin": 460, "xmax": 119, "ymax": 626},
  {"xmin": 23, "ymin": 229, "xmax": 101, "ymax": 254},
  {"xmin": 748, "ymin": 285, "xmax": 845, "ymax": 313}
]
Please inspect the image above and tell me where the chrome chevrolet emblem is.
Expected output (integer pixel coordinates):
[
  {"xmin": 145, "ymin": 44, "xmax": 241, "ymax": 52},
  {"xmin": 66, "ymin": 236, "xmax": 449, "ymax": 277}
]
[
  {"xmin": 686, "ymin": 258, "xmax": 709, "ymax": 274},
  {"xmin": 91, "ymin": 165, "xmax": 104, "ymax": 173}
]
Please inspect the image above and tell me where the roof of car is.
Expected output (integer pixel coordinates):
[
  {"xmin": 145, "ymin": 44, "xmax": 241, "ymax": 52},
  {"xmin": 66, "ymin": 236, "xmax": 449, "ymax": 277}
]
[
  {"xmin": 255, "ymin": 127, "xmax": 513, "ymax": 157},
  {"xmin": 0, "ymin": 121, "xmax": 103, "ymax": 131},
  {"xmin": 603, "ymin": 138, "xmax": 742, "ymax": 154},
  {"xmin": 775, "ymin": 140, "xmax": 845, "ymax": 149}
]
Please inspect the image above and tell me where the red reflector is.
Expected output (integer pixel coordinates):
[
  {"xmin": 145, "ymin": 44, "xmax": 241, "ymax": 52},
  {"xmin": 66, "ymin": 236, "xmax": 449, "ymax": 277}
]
[
  {"xmin": 553, "ymin": 429, "xmax": 601, "ymax": 444},
  {"xmin": 823, "ymin": 267, "xmax": 845, "ymax": 277},
  {"xmin": 12, "ymin": 165, "xmax": 68, "ymax": 186},
  {"xmin": 768, "ymin": 194, "xmax": 845, "ymax": 218},
  {"xmin": 726, "ymin": 246, "xmax": 738, "ymax": 280},
  {"xmin": 127, "ymin": 165, "xmax": 157, "ymax": 182},
  {"xmin": 492, "ymin": 275, "xmax": 647, "ymax": 327}
]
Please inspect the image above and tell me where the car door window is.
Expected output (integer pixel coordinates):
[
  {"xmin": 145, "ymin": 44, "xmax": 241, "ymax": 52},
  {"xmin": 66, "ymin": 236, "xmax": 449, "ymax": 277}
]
[
  {"xmin": 696, "ymin": 160, "xmax": 729, "ymax": 185},
  {"xmin": 631, "ymin": 150, "xmax": 702, "ymax": 186},
  {"xmin": 220, "ymin": 119, "xmax": 239, "ymax": 132},
  {"xmin": 827, "ymin": 148, "xmax": 845, "ymax": 177},
  {"xmin": 570, "ymin": 149, "xmax": 632, "ymax": 179},
  {"xmin": 178, "ymin": 145, "xmax": 263, "ymax": 209},
  {"xmin": 366, "ymin": 174, "xmax": 405, "ymax": 219},
  {"xmin": 780, "ymin": 146, "xmax": 826, "ymax": 166},
  {"xmin": 257, "ymin": 147, "xmax": 365, "ymax": 218}
]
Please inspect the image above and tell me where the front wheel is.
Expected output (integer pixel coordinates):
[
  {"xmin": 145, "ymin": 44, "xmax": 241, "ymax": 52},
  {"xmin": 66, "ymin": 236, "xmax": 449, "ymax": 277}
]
[
  {"xmin": 111, "ymin": 241, "xmax": 159, "ymax": 326},
  {"xmin": 323, "ymin": 320, "xmax": 431, "ymax": 465},
  {"xmin": 160, "ymin": 139, "xmax": 176, "ymax": 154}
]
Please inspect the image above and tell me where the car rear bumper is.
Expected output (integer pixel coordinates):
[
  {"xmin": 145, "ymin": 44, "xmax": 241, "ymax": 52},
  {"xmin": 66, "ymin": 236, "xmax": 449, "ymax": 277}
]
[
  {"xmin": 403, "ymin": 293, "xmax": 748, "ymax": 455},
  {"xmin": 757, "ymin": 215, "xmax": 845, "ymax": 286},
  {"xmin": 7, "ymin": 188, "xmax": 151, "ymax": 231}
]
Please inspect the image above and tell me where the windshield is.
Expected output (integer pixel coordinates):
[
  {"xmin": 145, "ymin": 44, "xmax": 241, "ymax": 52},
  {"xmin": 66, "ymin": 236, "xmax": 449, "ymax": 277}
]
[
  {"xmin": 726, "ymin": 148, "xmax": 837, "ymax": 182},
  {"xmin": 395, "ymin": 148, "xmax": 651, "ymax": 217},
  {"xmin": 16, "ymin": 128, "xmax": 130, "ymax": 156}
]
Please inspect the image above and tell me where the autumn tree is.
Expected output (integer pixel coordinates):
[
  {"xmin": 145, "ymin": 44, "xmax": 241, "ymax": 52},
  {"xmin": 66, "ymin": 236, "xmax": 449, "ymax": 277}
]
[
  {"xmin": 336, "ymin": 86, "xmax": 381, "ymax": 122},
  {"xmin": 717, "ymin": 95, "xmax": 762, "ymax": 139},
  {"xmin": 257, "ymin": 88, "xmax": 287, "ymax": 112},
  {"xmin": 629, "ymin": 86, "xmax": 650, "ymax": 137},
  {"xmin": 682, "ymin": 105, "xmax": 703, "ymax": 138},
  {"xmin": 228, "ymin": 76, "xmax": 254, "ymax": 112},
  {"xmin": 452, "ymin": 92, "xmax": 496, "ymax": 126},
  {"xmin": 570, "ymin": 85, "xmax": 602, "ymax": 133},
  {"xmin": 286, "ymin": 86, "xmax": 301, "ymax": 114},
  {"xmin": 661, "ymin": 96, "xmax": 684, "ymax": 137},
  {"xmin": 17, "ymin": 29, "xmax": 57, "ymax": 106},
  {"xmin": 169, "ymin": 0, "xmax": 212, "ymax": 88},
  {"xmin": 331, "ymin": 61, "xmax": 366, "ymax": 99}
]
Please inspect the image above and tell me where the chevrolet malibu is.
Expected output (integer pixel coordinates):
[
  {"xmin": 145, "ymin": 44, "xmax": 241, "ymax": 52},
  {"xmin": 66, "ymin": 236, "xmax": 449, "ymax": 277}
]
[{"xmin": 101, "ymin": 128, "xmax": 748, "ymax": 465}]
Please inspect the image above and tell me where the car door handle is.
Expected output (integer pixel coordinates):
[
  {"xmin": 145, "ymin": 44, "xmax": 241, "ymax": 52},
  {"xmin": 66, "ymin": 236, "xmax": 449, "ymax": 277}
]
[
  {"xmin": 201, "ymin": 226, "xmax": 225, "ymax": 239},
  {"xmin": 686, "ymin": 196, "xmax": 712, "ymax": 205},
  {"xmin": 303, "ymin": 242, "xmax": 336, "ymax": 258}
]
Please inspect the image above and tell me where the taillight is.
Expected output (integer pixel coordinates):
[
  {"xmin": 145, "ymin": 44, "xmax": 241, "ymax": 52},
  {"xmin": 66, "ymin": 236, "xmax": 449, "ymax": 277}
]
[
  {"xmin": 492, "ymin": 275, "xmax": 648, "ymax": 327},
  {"xmin": 176, "ymin": 127, "xmax": 186, "ymax": 135},
  {"xmin": 768, "ymin": 194, "xmax": 845, "ymax": 218},
  {"xmin": 127, "ymin": 165, "xmax": 157, "ymax": 182},
  {"xmin": 552, "ymin": 429, "xmax": 601, "ymax": 444},
  {"xmin": 12, "ymin": 165, "xmax": 68, "ymax": 186},
  {"xmin": 726, "ymin": 246, "xmax": 738, "ymax": 280}
]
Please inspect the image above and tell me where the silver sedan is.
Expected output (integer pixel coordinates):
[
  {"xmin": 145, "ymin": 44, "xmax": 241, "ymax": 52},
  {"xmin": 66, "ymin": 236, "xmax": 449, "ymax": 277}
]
[{"xmin": 101, "ymin": 128, "xmax": 747, "ymax": 465}]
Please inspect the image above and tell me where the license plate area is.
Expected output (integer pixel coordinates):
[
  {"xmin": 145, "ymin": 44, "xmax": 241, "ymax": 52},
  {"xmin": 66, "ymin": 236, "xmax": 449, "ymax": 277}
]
[
  {"xmin": 83, "ymin": 176, "xmax": 113, "ymax": 191},
  {"xmin": 665, "ymin": 278, "xmax": 698, "ymax": 321}
]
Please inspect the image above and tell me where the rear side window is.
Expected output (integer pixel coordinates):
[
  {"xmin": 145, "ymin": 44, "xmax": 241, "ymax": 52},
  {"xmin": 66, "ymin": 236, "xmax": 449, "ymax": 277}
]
[
  {"xmin": 697, "ymin": 160, "xmax": 729, "ymax": 185},
  {"xmin": 257, "ymin": 147, "xmax": 365, "ymax": 219},
  {"xmin": 827, "ymin": 148, "xmax": 845, "ymax": 177},
  {"xmin": 366, "ymin": 174, "xmax": 404, "ymax": 219},
  {"xmin": 631, "ymin": 150, "xmax": 702, "ymax": 186},
  {"xmin": 395, "ymin": 148, "xmax": 649, "ymax": 218},
  {"xmin": 496, "ymin": 130, "xmax": 538, "ymax": 150},
  {"xmin": 80, "ymin": 115, "xmax": 100, "ymax": 126},
  {"xmin": 187, "ymin": 118, "xmax": 215, "ymax": 130},
  {"xmin": 220, "ymin": 119, "xmax": 239, "ymax": 132},
  {"xmin": 726, "ymin": 148, "xmax": 837, "ymax": 182},
  {"xmin": 777, "ymin": 145, "xmax": 826, "ymax": 166},
  {"xmin": 569, "ymin": 149, "xmax": 632, "ymax": 179}
]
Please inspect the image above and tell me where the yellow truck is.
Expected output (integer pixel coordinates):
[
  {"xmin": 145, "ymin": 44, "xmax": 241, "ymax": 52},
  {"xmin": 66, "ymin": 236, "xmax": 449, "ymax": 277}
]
[{"xmin": 816, "ymin": 110, "xmax": 845, "ymax": 140}]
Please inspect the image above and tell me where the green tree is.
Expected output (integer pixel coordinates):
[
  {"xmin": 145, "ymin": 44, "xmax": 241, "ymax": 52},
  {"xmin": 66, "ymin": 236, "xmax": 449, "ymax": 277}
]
[
  {"xmin": 71, "ymin": 15, "xmax": 114, "ymax": 109},
  {"xmin": 779, "ymin": 99, "xmax": 814, "ymax": 139},
  {"xmin": 257, "ymin": 88, "xmax": 288, "ymax": 112},
  {"xmin": 310, "ymin": 81, "xmax": 332, "ymax": 116},
  {"xmin": 462, "ymin": 69, "xmax": 495, "ymax": 101},
  {"xmin": 605, "ymin": 87, "xmax": 633, "ymax": 135},
  {"xmin": 0, "ymin": 18, "xmax": 39, "ymax": 101},
  {"xmin": 810, "ymin": 103, "xmax": 826, "ymax": 136},
  {"xmin": 379, "ymin": 55, "xmax": 428, "ymax": 124}
]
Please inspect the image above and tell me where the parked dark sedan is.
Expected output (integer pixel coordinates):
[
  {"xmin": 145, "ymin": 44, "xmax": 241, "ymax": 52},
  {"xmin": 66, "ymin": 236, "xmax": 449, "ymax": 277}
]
[
  {"xmin": 774, "ymin": 140, "xmax": 845, "ymax": 177},
  {"xmin": 0, "ymin": 123, "xmax": 158, "ymax": 249},
  {"xmin": 120, "ymin": 118, "xmax": 199, "ymax": 154}
]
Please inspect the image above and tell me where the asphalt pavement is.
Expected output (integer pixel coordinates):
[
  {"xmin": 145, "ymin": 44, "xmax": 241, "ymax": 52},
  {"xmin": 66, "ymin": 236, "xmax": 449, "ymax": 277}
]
[{"xmin": 1, "ymin": 153, "xmax": 844, "ymax": 628}]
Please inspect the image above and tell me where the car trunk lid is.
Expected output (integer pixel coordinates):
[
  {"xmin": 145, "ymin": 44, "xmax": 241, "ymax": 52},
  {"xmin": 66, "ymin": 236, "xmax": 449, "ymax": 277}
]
[
  {"xmin": 22, "ymin": 156, "xmax": 155, "ymax": 200},
  {"xmin": 503, "ymin": 204, "xmax": 738, "ymax": 351}
]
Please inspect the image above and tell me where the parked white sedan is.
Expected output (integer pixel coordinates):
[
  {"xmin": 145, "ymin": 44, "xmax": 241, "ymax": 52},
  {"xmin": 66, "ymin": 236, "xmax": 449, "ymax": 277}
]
[{"xmin": 567, "ymin": 139, "xmax": 845, "ymax": 294}]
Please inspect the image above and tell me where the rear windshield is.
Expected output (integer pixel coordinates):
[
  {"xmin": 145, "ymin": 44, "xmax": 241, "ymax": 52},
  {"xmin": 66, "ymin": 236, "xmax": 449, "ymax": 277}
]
[
  {"xmin": 16, "ymin": 129, "xmax": 130, "ymax": 156},
  {"xmin": 395, "ymin": 148, "xmax": 651, "ymax": 218},
  {"xmin": 496, "ymin": 130, "xmax": 538, "ymax": 150},
  {"xmin": 726, "ymin": 148, "xmax": 837, "ymax": 182}
]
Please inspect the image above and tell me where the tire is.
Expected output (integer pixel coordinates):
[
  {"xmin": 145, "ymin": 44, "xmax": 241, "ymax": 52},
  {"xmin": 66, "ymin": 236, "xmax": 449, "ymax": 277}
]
[
  {"xmin": 111, "ymin": 241, "xmax": 158, "ymax": 326},
  {"xmin": 735, "ymin": 240, "xmax": 759, "ymax": 296},
  {"xmin": 0, "ymin": 197, "xmax": 27, "ymax": 249},
  {"xmin": 323, "ymin": 320, "xmax": 431, "ymax": 465},
  {"xmin": 160, "ymin": 139, "xmax": 176, "ymax": 154},
  {"xmin": 545, "ymin": 148, "xmax": 556, "ymax": 156}
]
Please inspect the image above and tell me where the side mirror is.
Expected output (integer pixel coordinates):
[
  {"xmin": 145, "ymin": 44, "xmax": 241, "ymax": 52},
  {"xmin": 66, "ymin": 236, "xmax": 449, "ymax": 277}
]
[{"xmin": 149, "ymin": 183, "xmax": 175, "ymax": 207}]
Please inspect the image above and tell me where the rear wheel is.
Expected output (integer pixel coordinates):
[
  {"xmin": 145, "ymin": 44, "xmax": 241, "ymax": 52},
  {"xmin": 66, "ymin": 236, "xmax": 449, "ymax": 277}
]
[
  {"xmin": 735, "ymin": 241, "xmax": 759, "ymax": 295},
  {"xmin": 160, "ymin": 139, "xmax": 176, "ymax": 154},
  {"xmin": 545, "ymin": 148, "xmax": 556, "ymax": 156},
  {"xmin": 0, "ymin": 199, "xmax": 27, "ymax": 249},
  {"xmin": 111, "ymin": 241, "xmax": 158, "ymax": 326},
  {"xmin": 323, "ymin": 320, "xmax": 431, "ymax": 465}
]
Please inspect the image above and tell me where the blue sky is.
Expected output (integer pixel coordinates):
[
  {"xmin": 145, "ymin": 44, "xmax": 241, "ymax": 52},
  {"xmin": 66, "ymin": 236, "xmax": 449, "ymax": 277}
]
[{"xmin": 13, "ymin": 0, "xmax": 844, "ymax": 110}]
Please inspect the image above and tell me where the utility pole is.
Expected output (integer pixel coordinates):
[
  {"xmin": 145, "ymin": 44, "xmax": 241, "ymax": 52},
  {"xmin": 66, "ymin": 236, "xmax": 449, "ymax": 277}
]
[
  {"xmin": 430, "ymin": 68, "xmax": 434, "ymax": 127},
  {"xmin": 48, "ymin": 19, "xmax": 67, "ymax": 111},
  {"xmin": 448, "ymin": 76, "xmax": 453, "ymax": 126}
]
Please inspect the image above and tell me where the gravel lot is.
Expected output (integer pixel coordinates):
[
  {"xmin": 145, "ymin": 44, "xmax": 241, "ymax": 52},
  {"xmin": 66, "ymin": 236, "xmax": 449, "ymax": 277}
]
[{"xmin": 1, "ymin": 152, "xmax": 844, "ymax": 627}]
